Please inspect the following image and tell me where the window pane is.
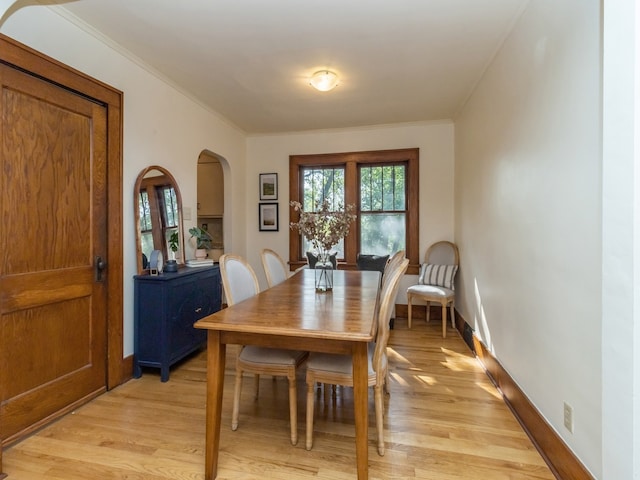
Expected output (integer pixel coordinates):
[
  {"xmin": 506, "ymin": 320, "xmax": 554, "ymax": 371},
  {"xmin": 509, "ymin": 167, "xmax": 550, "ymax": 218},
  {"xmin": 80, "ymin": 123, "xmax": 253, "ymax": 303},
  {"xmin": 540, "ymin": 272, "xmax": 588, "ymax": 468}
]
[
  {"xmin": 360, "ymin": 165, "xmax": 406, "ymax": 212},
  {"xmin": 302, "ymin": 167, "xmax": 345, "ymax": 211},
  {"xmin": 383, "ymin": 166, "xmax": 394, "ymax": 210},
  {"xmin": 141, "ymin": 231, "xmax": 154, "ymax": 261},
  {"xmin": 360, "ymin": 213, "xmax": 406, "ymax": 255},
  {"xmin": 162, "ymin": 186, "xmax": 178, "ymax": 228},
  {"xmin": 300, "ymin": 166, "xmax": 346, "ymax": 258},
  {"xmin": 138, "ymin": 191, "xmax": 152, "ymax": 231},
  {"xmin": 359, "ymin": 165, "xmax": 406, "ymax": 255},
  {"xmin": 360, "ymin": 167, "xmax": 371, "ymax": 210},
  {"xmin": 394, "ymin": 166, "xmax": 406, "ymax": 210}
]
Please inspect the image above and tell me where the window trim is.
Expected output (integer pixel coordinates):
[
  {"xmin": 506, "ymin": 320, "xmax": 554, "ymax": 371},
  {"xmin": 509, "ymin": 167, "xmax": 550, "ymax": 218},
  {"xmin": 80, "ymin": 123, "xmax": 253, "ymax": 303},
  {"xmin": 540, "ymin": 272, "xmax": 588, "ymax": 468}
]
[{"xmin": 289, "ymin": 148, "xmax": 419, "ymax": 273}]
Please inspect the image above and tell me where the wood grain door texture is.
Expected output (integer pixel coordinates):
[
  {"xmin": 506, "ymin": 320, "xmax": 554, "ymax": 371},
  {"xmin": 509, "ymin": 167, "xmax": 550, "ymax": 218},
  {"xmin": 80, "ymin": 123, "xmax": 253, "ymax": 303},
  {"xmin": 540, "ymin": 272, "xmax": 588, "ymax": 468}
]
[{"xmin": 0, "ymin": 63, "xmax": 108, "ymax": 444}]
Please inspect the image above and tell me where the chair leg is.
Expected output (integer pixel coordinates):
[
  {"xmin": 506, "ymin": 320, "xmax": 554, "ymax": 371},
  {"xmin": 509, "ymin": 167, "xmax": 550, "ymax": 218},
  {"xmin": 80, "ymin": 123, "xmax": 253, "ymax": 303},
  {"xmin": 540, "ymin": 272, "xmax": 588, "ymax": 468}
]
[
  {"xmin": 407, "ymin": 294, "xmax": 413, "ymax": 329},
  {"xmin": 288, "ymin": 373, "xmax": 298, "ymax": 446},
  {"xmin": 384, "ymin": 368, "xmax": 390, "ymax": 395},
  {"xmin": 253, "ymin": 374, "xmax": 260, "ymax": 400},
  {"xmin": 231, "ymin": 368, "xmax": 243, "ymax": 431},
  {"xmin": 374, "ymin": 384, "xmax": 385, "ymax": 456},
  {"xmin": 441, "ymin": 302, "xmax": 447, "ymax": 338},
  {"xmin": 426, "ymin": 301, "xmax": 431, "ymax": 323},
  {"xmin": 450, "ymin": 302, "xmax": 455, "ymax": 329},
  {"xmin": 306, "ymin": 379, "xmax": 315, "ymax": 451},
  {"xmin": 390, "ymin": 305, "xmax": 396, "ymax": 330}
]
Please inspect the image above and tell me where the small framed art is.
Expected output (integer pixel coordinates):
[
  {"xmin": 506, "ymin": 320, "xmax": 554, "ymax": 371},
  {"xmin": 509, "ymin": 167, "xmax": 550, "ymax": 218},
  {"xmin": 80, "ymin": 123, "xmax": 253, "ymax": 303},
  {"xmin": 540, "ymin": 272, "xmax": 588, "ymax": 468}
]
[
  {"xmin": 259, "ymin": 173, "xmax": 278, "ymax": 201},
  {"xmin": 259, "ymin": 203, "xmax": 279, "ymax": 231}
]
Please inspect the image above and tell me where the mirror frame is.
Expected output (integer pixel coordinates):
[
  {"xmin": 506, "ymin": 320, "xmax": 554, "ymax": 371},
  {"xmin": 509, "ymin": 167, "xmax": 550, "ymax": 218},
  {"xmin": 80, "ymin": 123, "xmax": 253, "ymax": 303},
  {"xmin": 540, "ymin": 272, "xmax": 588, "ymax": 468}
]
[{"xmin": 134, "ymin": 165, "xmax": 185, "ymax": 275}]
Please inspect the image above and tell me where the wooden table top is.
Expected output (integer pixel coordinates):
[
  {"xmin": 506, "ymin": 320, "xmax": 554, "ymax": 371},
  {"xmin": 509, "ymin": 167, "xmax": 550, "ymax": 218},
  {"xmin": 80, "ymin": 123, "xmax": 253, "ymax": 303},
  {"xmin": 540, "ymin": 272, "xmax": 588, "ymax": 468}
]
[{"xmin": 195, "ymin": 268, "xmax": 381, "ymax": 342}]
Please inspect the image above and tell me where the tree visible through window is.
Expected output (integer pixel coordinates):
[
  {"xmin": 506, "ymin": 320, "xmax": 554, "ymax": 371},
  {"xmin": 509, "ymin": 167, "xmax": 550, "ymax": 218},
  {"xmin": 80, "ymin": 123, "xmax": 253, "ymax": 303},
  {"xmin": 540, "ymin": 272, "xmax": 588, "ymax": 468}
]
[
  {"xmin": 289, "ymin": 148, "xmax": 419, "ymax": 272},
  {"xmin": 299, "ymin": 166, "xmax": 347, "ymax": 257},
  {"xmin": 360, "ymin": 164, "xmax": 406, "ymax": 255}
]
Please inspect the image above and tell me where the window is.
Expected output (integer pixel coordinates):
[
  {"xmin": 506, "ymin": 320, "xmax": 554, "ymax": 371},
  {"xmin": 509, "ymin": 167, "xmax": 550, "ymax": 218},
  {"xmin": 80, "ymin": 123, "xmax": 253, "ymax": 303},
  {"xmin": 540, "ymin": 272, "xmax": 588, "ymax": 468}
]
[
  {"xmin": 360, "ymin": 164, "xmax": 407, "ymax": 255},
  {"xmin": 299, "ymin": 166, "xmax": 347, "ymax": 257},
  {"xmin": 289, "ymin": 148, "xmax": 419, "ymax": 272}
]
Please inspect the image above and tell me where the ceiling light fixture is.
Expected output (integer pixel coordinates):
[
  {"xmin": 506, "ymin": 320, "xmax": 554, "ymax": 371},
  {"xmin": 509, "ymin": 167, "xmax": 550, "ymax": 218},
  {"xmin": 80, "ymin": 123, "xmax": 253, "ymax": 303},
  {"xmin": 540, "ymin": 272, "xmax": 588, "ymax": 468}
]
[{"xmin": 309, "ymin": 70, "xmax": 339, "ymax": 92}]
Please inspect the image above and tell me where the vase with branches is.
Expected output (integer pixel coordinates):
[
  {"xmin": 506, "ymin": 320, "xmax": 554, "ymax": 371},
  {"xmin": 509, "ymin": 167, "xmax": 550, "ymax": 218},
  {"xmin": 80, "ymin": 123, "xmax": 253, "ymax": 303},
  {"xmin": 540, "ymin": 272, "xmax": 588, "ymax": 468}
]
[{"xmin": 290, "ymin": 199, "xmax": 356, "ymax": 291}]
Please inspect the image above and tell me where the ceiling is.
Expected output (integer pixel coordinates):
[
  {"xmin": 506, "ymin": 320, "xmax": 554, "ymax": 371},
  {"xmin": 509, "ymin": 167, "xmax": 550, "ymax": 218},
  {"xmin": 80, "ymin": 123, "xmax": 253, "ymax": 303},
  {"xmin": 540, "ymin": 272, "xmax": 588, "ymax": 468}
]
[{"xmin": 57, "ymin": 0, "xmax": 528, "ymax": 134}]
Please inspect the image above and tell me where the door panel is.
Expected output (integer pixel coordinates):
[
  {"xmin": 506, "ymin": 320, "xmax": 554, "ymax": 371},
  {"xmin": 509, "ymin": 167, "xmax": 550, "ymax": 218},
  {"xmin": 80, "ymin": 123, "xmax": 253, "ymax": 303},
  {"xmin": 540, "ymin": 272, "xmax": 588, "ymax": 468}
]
[{"xmin": 0, "ymin": 64, "xmax": 108, "ymax": 443}]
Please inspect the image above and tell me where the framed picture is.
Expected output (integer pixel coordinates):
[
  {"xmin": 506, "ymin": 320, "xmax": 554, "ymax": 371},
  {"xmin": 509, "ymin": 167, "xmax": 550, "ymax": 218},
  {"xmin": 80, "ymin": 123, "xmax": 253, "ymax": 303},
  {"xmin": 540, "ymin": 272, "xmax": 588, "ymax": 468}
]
[
  {"xmin": 259, "ymin": 173, "xmax": 278, "ymax": 201},
  {"xmin": 259, "ymin": 203, "xmax": 279, "ymax": 231}
]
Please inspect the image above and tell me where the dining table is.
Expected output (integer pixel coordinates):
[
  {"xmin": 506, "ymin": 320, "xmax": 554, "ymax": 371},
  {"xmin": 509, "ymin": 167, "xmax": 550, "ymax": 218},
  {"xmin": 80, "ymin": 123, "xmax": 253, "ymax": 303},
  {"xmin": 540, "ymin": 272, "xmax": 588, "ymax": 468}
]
[{"xmin": 194, "ymin": 267, "xmax": 381, "ymax": 480}]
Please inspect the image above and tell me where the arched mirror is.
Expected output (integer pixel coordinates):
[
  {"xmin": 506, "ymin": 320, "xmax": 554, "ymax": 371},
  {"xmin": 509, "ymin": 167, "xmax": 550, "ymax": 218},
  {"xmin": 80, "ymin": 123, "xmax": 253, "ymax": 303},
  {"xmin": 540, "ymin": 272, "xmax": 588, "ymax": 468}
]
[{"xmin": 134, "ymin": 165, "xmax": 185, "ymax": 275}]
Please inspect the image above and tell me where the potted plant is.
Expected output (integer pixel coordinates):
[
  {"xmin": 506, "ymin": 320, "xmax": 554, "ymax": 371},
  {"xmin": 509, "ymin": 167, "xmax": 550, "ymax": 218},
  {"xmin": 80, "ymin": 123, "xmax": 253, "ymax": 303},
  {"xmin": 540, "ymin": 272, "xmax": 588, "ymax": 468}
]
[
  {"xmin": 189, "ymin": 226, "xmax": 213, "ymax": 260},
  {"xmin": 165, "ymin": 231, "xmax": 180, "ymax": 272},
  {"xmin": 168, "ymin": 231, "xmax": 179, "ymax": 260}
]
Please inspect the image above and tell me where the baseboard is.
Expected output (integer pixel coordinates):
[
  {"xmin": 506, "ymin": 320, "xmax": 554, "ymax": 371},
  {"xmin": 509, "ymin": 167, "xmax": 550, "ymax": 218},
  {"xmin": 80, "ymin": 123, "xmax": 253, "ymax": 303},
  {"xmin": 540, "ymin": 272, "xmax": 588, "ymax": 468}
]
[
  {"xmin": 455, "ymin": 312, "xmax": 593, "ymax": 480},
  {"xmin": 122, "ymin": 354, "xmax": 134, "ymax": 383}
]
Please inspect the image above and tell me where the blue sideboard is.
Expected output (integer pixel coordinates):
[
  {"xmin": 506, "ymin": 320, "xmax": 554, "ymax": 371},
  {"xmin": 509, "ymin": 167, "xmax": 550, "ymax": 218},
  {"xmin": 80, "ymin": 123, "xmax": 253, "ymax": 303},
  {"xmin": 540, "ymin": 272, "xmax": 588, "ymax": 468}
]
[{"xmin": 133, "ymin": 265, "xmax": 221, "ymax": 381}]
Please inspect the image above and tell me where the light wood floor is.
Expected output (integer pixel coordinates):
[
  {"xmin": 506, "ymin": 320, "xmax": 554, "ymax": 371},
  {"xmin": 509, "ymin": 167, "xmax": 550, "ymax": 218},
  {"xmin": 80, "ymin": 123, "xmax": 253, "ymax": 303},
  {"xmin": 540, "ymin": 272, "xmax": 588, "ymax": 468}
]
[{"xmin": 3, "ymin": 319, "xmax": 555, "ymax": 479}]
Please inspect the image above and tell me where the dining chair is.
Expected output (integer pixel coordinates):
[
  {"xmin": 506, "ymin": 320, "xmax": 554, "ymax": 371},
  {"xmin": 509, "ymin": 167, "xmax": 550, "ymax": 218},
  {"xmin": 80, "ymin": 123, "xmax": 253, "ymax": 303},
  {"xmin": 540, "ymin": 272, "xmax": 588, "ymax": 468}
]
[
  {"xmin": 218, "ymin": 254, "xmax": 308, "ymax": 445},
  {"xmin": 304, "ymin": 257, "xmax": 409, "ymax": 455},
  {"xmin": 384, "ymin": 250, "xmax": 406, "ymax": 279},
  {"xmin": 306, "ymin": 251, "xmax": 338, "ymax": 269},
  {"xmin": 355, "ymin": 253, "xmax": 389, "ymax": 275},
  {"xmin": 260, "ymin": 248, "xmax": 289, "ymax": 288},
  {"xmin": 380, "ymin": 250, "xmax": 405, "ymax": 329},
  {"xmin": 406, "ymin": 241, "xmax": 459, "ymax": 338}
]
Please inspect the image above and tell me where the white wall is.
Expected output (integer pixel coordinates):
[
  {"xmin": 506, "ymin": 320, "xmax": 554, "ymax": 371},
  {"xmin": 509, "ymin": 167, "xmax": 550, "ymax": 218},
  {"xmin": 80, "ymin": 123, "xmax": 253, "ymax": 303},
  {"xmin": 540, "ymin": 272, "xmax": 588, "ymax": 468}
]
[
  {"xmin": 245, "ymin": 122, "xmax": 455, "ymax": 293},
  {"xmin": 455, "ymin": 0, "xmax": 602, "ymax": 476},
  {"xmin": 601, "ymin": 1, "xmax": 640, "ymax": 479},
  {"xmin": 0, "ymin": 4, "xmax": 248, "ymax": 357}
]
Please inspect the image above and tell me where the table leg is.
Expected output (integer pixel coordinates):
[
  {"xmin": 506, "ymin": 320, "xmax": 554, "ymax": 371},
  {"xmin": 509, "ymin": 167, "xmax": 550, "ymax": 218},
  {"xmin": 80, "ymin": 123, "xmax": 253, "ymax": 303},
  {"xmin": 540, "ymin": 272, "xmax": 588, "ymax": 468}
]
[
  {"xmin": 352, "ymin": 342, "xmax": 369, "ymax": 480},
  {"xmin": 0, "ymin": 442, "xmax": 6, "ymax": 479},
  {"xmin": 205, "ymin": 331, "xmax": 226, "ymax": 480}
]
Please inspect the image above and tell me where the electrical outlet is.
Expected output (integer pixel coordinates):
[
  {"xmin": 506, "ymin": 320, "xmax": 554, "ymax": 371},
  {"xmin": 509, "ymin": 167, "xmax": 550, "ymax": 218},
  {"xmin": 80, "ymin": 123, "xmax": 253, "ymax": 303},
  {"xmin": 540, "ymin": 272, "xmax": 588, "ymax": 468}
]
[{"xmin": 563, "ymin": 402, "xmax": 574, "ymax": 433}]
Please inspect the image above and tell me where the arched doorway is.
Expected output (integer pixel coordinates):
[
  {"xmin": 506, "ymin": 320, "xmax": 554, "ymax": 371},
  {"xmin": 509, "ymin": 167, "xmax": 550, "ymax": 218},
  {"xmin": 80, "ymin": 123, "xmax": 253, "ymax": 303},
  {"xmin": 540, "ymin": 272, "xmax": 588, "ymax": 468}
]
[{"xmin": 197, "ymin": 150, "xmax": 225, "ymax": 261}]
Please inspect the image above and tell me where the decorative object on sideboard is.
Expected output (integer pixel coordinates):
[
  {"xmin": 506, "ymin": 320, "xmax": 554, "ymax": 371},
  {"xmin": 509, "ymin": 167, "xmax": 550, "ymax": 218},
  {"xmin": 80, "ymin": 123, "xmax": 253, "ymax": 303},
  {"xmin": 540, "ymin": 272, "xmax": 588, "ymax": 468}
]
[
  {"xmin": 164, "ymin": 231, "xmax": 180, "ymax": 272},
  {"xmin": 148, "ymin": 249, "xmax": 163, "ymax": 276},
  {"xmin": 189, "ymin": 226, "xmax": 213, "ymax": 260}
]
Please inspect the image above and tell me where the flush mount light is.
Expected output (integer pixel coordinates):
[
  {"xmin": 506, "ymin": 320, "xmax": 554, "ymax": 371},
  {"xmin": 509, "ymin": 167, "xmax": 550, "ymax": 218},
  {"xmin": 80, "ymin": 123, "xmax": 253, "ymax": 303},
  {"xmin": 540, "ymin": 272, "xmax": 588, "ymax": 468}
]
[{"xmin": 309, "ymin": 70, "xmax": 339, "ymax": 92}]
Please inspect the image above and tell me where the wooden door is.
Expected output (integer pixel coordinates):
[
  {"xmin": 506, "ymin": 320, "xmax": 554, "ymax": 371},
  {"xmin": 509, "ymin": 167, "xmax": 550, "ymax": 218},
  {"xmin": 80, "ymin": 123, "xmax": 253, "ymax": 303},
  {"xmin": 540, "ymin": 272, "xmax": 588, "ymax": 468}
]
[{"xmin": 0, "ymin": 63, "xmax": 108, "ymax": 444}]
